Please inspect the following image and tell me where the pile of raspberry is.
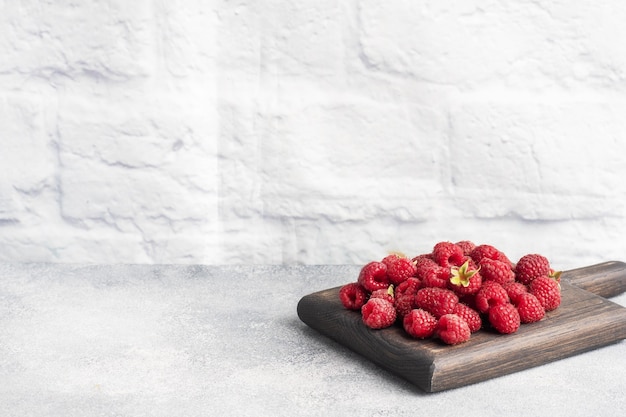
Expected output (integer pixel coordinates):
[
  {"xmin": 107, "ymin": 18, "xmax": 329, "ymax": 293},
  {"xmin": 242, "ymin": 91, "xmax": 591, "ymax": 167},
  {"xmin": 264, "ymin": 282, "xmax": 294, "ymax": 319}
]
[{"xmin": 339, "ymin": 241, "xmax": 562, "ymax": 345}]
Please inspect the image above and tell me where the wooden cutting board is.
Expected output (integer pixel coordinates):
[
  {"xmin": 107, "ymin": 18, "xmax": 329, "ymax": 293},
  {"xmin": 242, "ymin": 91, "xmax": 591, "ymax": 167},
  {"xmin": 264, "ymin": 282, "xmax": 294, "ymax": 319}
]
[{"xmin": 297, "ymin": 261, "xmax": 626, "ymax": 393}]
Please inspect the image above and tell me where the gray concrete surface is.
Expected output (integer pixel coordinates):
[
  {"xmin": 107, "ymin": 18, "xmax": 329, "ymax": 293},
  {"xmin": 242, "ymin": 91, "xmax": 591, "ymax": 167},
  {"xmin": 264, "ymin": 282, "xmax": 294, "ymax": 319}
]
[{"xmin": 1, "ymin": 263, "xmax": 625, "ymax": 417}]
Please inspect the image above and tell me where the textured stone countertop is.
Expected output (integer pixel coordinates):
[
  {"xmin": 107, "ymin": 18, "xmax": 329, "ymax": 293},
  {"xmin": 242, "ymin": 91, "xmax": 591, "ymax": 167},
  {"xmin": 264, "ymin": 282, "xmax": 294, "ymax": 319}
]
[{"xmin": 1, "ymin": 263, "xmax": 625, "ymax": 417}]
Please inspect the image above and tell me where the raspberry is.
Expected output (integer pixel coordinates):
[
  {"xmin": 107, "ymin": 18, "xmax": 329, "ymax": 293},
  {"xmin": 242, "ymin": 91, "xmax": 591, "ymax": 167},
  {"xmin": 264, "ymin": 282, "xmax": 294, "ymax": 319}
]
[
  {"xmin": 468, "ymin": 244, "xmax": 497, "ymax": 263},
  {"xmin": 448, "ymin": 259, "xmax": 482, "ymax": 296},
  {"xmin": 453, "ymin": 303, "xmax": 482, "ymax": 333},
  {"xmin": 503, "ymin": 281, "xmax": 528, "ymax": 305},
  {"xmin": 415, "ymin": 287, "xmax": 459, "ymax": 318},
  {"xmin": 516, "ymin": 293, "xmax": 545, "ymax": 323},
  {"xmin": 361, "ymin": 298, "xmax": 397, "ymax": 329},
  {"xmin": 381, "ymin": 253, "xmax": 401, "ymax": 265},
  {"xmin": 394, "ymin": 277, "xmax": 422, "ymax": 299},
  {"xmin": 413, "ymin": 255, "xmax": 441, "ymax": 280},
  {"xmin": 421, "ymin": 265, "xmax": 451, "ymax": 289},
  {"xmin": 436, "ymin": 314, "xmax": 471, "ymax": 345},
  {"xmin": 475, "ymin": 281, "xmax": 510, "ymax": 314},
  {"xmin": 403, "ymin": 309, "xmax": 437, "ymax": 339},
  {"xmin": 394, "ymin": 295, "xmax": 417, "ymax": 320},
  {"xmin": 488, "ymin": 303, "xmax": 521, "ymax": 334},
  {"xmin": 413, "ymin": 255, "xmax": 439, "ymax": 279},
  {"xmin": 382, "ymin": 254, "xmax": 417, "ymax": 285},
  {"xmin": 412, "ymin": 253, "xmax": 434, "ymax": 265},
  {"xmin": 339, "ymin": 282, "xmax": 368, "ymax": 310},
  {"xmin": 357, "ymin": 261, "xmax": 389, "ymax": 292},
  {"xmin": 515, "ymin": 254, "xmax": 551, "ymax": 285},
  {"xmin": 394, "ymin": 277, "xmax": 421, "ymax": 318},
  {"xmin": 455, "ymin": 240, "xmax": 476, "ymax": 256},
  {"xmin": 529, "ymin": 276, "xmax": 561, "ymax": 311},
  {"xmin": 432, "ymin": 241, "xmax": 465, "ymax": 268},
  {"xmin": 470, "ymin": 244, "xmax": 511, "ymax": 265},
  {"xmin": 370, "ymin": 286, "xmax": 394, "ymax": 304},
  {"xmin": 480, "ymin": 258, "xmax": 515, "ymax": 285}
]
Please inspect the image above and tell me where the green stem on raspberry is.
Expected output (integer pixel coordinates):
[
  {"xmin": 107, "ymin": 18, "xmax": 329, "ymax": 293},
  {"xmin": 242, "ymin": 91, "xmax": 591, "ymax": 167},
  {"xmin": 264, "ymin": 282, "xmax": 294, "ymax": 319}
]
[{"xmin": 450, "ymin": 260, "xmax": 479, "ymax": 288}]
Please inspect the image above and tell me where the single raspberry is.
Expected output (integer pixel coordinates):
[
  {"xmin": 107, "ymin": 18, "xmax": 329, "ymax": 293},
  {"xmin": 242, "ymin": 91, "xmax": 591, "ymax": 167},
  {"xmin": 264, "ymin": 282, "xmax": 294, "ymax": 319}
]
[
  {"xmin": 514, "ymin": 254, "xmax": 551, "ymax": 285},
  {"xmin": 361, "ymin": 298, "xmax": 397, "ymax": 329},
  {"xmin": 529, "ymin": 276, "xmax": 561, "ymax": 311},
  {"xmin": 480, "ymin": 258, "xmax": 515, "ymax": 285},
  {"xmin": 432, "ymin": 241, "xmax": 465, "ymax": 268},
  {"xmin": 448, "ymin": 259, "xmax": 482, "ymax": 296},
  {"xmin": 503, "ymin": 281, "xmax": 528, "ymax": 305},
  {"xmin": 403, "ymin": 308, "xmax": 438, "ymax": 339},
  {"xmin": 455, "ymin": 240, "xmax": 476, "ymax": 256},
  {"xmin": 339, "ymin": 282, "xmax": 368, "ymax": 310},
  {"xmin": 357, "ymin": 261, "xmax": 389, "ymax": 292},
  {"xmin": 413, "ymin": 255, "xmax": 440, "ymax": 280},
  {"xmin": 370, "ymin": 285, "xmax": 394, "ymax": 304},
  {"xmin": 470, "ymin": 244, "xmax": 512, "ymax": 265},
  {"xmin": 488, "ymin": 303, "xmax": 521, "ymax": 334},
  {"xmin": 382, "ymin": 254, "xmax": 417, "ymax": 285},
  {"xmin": 475, "ymin": 281, "xmax": 510, "ymax": 314},
  {"xmin": 453, "ymin": 303, "xmax": 482, "ymax": 333},
  {"xmin": 412, "ymin": 253, "xmax": 434, "ymax": 264},
  {"xmin": 394, "ymin": 295, "xmax": 417, "ymax": 320},
  {"xmin": 394, "ymin": 277, "xmax": 422, "ymax": 319},
  {"xmin": 394, "ymin": 277, "xmax": 422, "ymax": 300},
  {"xmin": 415, "ymin": 287, "xmax": 459, "ymax": 318},
  {"xmin": 516, "ymin": 293, "xmax": 545, "ymax": 323},
  {"xmin": 436, "ymin": 314, "xmax": 471, "ymax": 345},
  {"xmin": 421, "ymin": 266, "xmax": 451, "ymax": 289}
]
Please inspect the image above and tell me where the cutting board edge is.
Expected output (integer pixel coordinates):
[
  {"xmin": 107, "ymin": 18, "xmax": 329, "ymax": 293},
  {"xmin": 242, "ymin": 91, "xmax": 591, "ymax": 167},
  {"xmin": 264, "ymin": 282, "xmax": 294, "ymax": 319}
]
[{"xmin": 297, "ymin": 292, "xmax": 437, "ymax": 391}]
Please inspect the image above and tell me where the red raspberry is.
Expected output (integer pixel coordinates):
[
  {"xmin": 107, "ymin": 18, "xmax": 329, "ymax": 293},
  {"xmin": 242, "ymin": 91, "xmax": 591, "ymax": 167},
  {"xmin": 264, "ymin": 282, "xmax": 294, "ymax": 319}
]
[
  {"xmin": 436, "ymin": 314, "xmax": 471, "ymax": 345},
  {"xmin": 503, "ymin": 281, "xmax": 528, "ymax": 305},
  {"xmin": 413, "ymin": 255, "xmax": 440, "ymax": 280},
  {"xmin": 421, "ymin": 266, "xmax": 451, "ymax": 289},
  {"xmin": 415, "ymin": 287, "xmax": 459, "ymax": 318},
  {"xmin": 394, "ymin": 295, "xmax": 418, "ymax": 320},
  {"xmin": 529, "ymin": 276, "xmax": 561, "ymax": 311},
  {"xmin": 403, "ymin": 309, "xmax": 437, "ymax": 339},
  {"xmin": 382, "ymin": 254, "xmax": 417, "ymax": 285},
  {"xmin": 370, "ymin": 286, "xmax": 394, "ymax": 304},
  {"xmin": 412, "ymin": 253, "xmax": 434, "ymax": 264},
  {"xmin": 455, "ymin": 240, "xmax": 476, "ymax": 256},
  {"xmin": 453, "ymin": 303, "xmax": 482, "ymax": 333},
  {"xmin": 475, "ymin": 281, "xmax": 510, "ymax": 314},
  {"xmin": 432, "ymin": 241, "xmax": 465, "ymax": 268},
  {"xmin": 361, "ymin": 298, "xmax": 396, "ymax": 329},
  {"xmin": 515, "ymin": 254, "xmax": 551, "ymax": 285},
  {"xmin": 516, "ymin": 293, "xmax": 545, "ymax": 323},
  {"xmin": 480, "ymin": 258, "xmax": 515, "ymax": 285},
  {"xmin": 394, "ymin": 277, "xmax": 422, "ymax": 319},
  {"xmin": 394, "ymin": 277, "xmax": 422, "ymax": 299},
  {"xmin": 448, "ymin": 259, "xmax": 482, "ymax": 296},
  {"xmin": 470, "ymin": 244, "xmax": 511, "ymax": 265},
  {"xmin": 488, "ymin": 303, "xmax": 521, "ymax": 334},
  {"xmin": 357, "ymin": 261, "xmax": 389, "ymax": 292},
  {"xmin": 339, "ymin": 282, "xmax": 368, "ymax": 310}
]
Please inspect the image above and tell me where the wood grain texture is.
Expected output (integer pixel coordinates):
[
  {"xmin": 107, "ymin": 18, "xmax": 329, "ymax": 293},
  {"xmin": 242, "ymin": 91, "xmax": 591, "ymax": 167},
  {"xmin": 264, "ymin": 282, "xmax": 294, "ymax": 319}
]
[
  {"xmin": 563, "ymin": 260, "xmax": 626, "ymax": 298},
  {"xmin": 297, "ymin": 262, "xmax": 626, "ymax": 392}
]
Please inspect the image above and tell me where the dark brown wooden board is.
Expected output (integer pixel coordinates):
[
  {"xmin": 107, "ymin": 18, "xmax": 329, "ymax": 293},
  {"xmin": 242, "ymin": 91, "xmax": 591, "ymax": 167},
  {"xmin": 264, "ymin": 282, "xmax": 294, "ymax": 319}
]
[{"xmin": 297, "ymin": 261, "xmax": 626, "ymax": 393}]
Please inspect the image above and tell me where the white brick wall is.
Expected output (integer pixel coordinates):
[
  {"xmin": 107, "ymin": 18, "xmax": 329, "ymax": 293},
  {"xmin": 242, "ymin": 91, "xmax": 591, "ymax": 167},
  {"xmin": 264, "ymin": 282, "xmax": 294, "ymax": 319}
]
[{"xmin": 2, "ymin": 0, "xmax": 626, "ymax": 269}]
